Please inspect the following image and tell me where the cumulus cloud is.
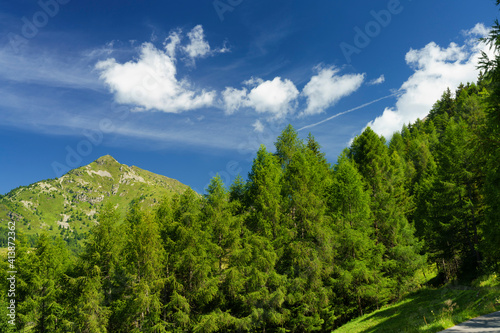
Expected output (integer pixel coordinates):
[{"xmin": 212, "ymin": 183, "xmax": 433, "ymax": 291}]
[
  {"xmin": 96, "ymin": 25, "xmax": 362, "ymax": 120},
  {"xmin": 223, "ymin": 68, "xmax": 365, "ymax": 118},
  {"xmin": 222, "ymin": 77, "xmax": 300, "ymax": 119},
  {"xmin": 96, "ymin": 38, "xmax": 216, "ymax": 113},
  {"xmin": 366, "ymin": 24, "xmax": 492, "ymax": 139},
  {"xmin": 368, "ymin": 75, "xmax": 385, "ymax": 85},
  {"xmin": 301, "ymin": 67, "xmax": 365, "ymax": 116},
  {"xmin": 247, "ymin": 77, "xmax": 299, "ymax": 117}
]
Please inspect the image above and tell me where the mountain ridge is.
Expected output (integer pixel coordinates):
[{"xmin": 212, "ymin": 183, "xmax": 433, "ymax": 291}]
[{"xmin": 0, "ymin": 155, "xmax": 189, "ymax": 239}]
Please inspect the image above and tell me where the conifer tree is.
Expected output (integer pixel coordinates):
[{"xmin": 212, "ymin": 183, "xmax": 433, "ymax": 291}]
[
  {"xmin": 159, "ymin": 188, "xmax": 219, "ymax": 331},
  {"xmin": 329, "ymin": 154, "xmax": 384, "ymax": 321},
  {"xmin": 247, "ymin": 145, "xmax": 283, "ymax": 240},
  {"xmin": 275, "ymin": 124, "xmax": 303, "ymax": 168},
  {"xmin": 202, "ymin": 175, "xmax": 240, "ymax": 273},
  {"xmin": 479, "ymin": 14, "xmax": 500, "ymax": 271},
  {"xmin": 350, "ymin": 127, "xmax": 424, "ymax": 297},
  {"xmin": 17, "ymin": 235, "xmax": 70, "ymax": 332},
  {"xmin": 120, "ymin": 203, "xmax": 167, "ymax": 332},
  {"xmin": 71, "ymin": 203, "xmax": 122, "ymax": 332},
  {"xmin": 73, "ymin": 272, "xmax": 109, "ymax": 333},
  {"xmin": 274, "ymin": 126, "xmax": 336, "ymax": 331},
  {"xmin": 427, "ymin": 119, "xmax": 483, "ymax": 278}
]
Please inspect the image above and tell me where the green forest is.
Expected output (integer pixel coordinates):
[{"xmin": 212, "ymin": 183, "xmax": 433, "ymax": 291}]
[{"xmin": 3, "ymin": 9, "xmax": 500, "ymax": 333}]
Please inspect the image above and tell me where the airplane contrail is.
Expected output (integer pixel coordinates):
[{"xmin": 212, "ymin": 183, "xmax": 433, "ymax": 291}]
[{"xmin": 298, "ymin": 92, "xmax": 401, "ymax": 132}]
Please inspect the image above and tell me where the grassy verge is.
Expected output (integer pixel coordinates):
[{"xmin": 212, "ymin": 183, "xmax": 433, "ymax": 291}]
[{"xmin": 333, "ymin": 275, "xmax": 500, "ymax": 333}]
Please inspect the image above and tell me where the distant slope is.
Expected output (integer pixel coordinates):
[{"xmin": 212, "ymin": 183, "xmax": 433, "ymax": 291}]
[{"xmin": 0, "ymin": 155, "xmax": 189, "ymax": 239}]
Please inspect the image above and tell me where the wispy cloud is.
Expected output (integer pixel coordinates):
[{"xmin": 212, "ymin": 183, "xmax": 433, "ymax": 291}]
[
  {"xmin": 181, "ymin": 25, "xmax": 229, "ymax": 66},
  {"xmin": 253, "ymin": 119, "xmax": 264, "ymax": 132},
  {"xmin": 222, "ymin": 87, "xmax": 248, "ymax": 115},
  {"xmin": 368, "ymin": 75, "xmax": 385, "ymax": 85},
  {"xmin": 0, "ymin": 47, "xmax": 101, "ymax": 91}
]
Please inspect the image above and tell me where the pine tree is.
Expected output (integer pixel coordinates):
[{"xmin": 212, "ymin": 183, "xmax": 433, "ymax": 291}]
[
  {"xmin": 275, "ymin": 124, "xmax": 303, "ymax": 168},
  {"xmin": 159, "ymin": 188, "xmax": 219, "ymax": 331},
  {"xmin": 73, "ymin": 273, "xmax": 110, "ymax": 333},
  {"xmin": 229, "ymin": 174, "xmax": 247, "ymax": 214}
]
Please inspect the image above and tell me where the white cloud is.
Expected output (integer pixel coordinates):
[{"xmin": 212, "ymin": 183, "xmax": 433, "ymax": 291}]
[
  {"xmin": 222, "ymin": 67, "xmax": 366, "ymax": 119},
  {"xmin": 222, "ymin": 87, "xmax": 248, "ymax": 115},
  {"xmin": 464, "ymin": 23, "xmax": 490, "ymax": 38},
  {"xmin": 164, "ymin": 31, "xmax": 181, "ymax": 58},
  {"xmin": 222, "ymin": 77, "xmax": 300, "ymax": 118},
  {"xmin": 366, "ymin": 24, "xmax": 492, "ymax": 139},
  {"xmin": 94, "ymin": 25, "xmax": 363, "ymax": 121},
  {"xmin": 96, "ymin": 40, "xmax": 216, "ymax": 113},
  {"xmin": 247, "ymin": 77, "xmax": 299, "ymax": 118},
  {"xmin": 368, "ymin": 75, "xmax": 385, "ymax": 85},
  {"xmin": 183, "ymin": 25, "xmax": 211, "ymax": 60},
  {"xmin": 181, "ymin": 25, "xmax": 228, "ymax": 65},
  {"xmin": 95, "ymin": 25, "xmax": 235, "ymax": 113},
  {"xmin": 301, "ymin": 67, "xmax": 365, "ymax": 116},
  {"xmin": 253, "ymin": 119, "xmax": 264, "ymax": 132}
]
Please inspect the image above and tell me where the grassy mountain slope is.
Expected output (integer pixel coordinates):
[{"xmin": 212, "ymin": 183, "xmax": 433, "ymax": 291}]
[{"xmin": 0, "ymin": 155, "xmax": 189, "ymax": 239}]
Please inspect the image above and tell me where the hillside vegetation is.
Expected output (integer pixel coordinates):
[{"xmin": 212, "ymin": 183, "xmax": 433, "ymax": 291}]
[{"xmin": 0, "ymin": 155, "xmax": 188, "ymax": 248}]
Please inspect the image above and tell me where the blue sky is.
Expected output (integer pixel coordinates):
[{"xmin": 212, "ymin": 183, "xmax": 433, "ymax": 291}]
[{"xmin": 0, "ymin": 0, "xmax": 497, "ymax": 194}]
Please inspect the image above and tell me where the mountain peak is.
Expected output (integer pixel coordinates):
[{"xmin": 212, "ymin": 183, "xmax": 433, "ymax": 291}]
[{"xmin": 94, "ymin": 155, "xmax": 119, "ymax": 166}]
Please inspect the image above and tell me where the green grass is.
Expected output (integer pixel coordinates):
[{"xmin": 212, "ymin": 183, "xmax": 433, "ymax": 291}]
[{"xmin": 333, "ymin": 274, "xmax": 500, "ymax": 333}]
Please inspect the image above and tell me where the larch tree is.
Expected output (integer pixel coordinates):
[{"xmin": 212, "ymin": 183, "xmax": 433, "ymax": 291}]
[
  {"xmin": 329, "ymin": 154, "xmax": 384, "ymax": 321},
  {"xmin": 349, "ymin": 127, "xmax": 424, "ymax": 298}
]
